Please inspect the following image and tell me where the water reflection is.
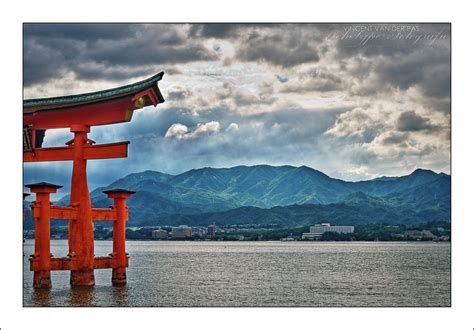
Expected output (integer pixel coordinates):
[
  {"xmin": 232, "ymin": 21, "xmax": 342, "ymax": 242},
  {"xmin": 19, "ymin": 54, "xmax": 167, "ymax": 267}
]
[
  {"xmin": 112, "ymin": 286, "xmax": 128, "ymax": 306},
  {"xmin": 28, "ymin": 284, "xmax": 129, "ymax": 307},
  {"xmin": 32, "ymin": 288, "xmax": 51, "ymax": 307},
  {"xmin": 68, "ymin": 286, "xmax": 96, "ymax": 307}
]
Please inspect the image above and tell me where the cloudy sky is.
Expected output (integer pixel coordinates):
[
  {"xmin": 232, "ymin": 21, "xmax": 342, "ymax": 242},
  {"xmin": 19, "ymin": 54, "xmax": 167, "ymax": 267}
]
[{"xmin": 23, "ymin": 23, "xmax": 450, "ymax": 196}]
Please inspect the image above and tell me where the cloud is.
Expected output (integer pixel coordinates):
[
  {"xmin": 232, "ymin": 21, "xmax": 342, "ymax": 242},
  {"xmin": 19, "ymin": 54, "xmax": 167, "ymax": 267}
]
[
  {"xmin": 344, "ymin": 166, "xmax": 373, "ymax": 180},
  {"xmin": 24, "ymin": 23, "xmax": 136, "ymax": 40},
  {"xmin": 165, "ymin": 121, "xmax": 220, "ymax": 140},
  {"xmin": 188, "ymin": 24, "xmax": 241, "ymax": 39},
  {"xmin": 214, "ymin": 81, "xmax": 278, "ymax": 108},
  {"xmin": 281, "ymin": 67, "xmax": 346, "ymax": 93},
  {"xmin": 23, "ymin": 39, "xmax": 69, "ymax": 86},
  {"xmin": 192, "ymin": 121, "xmax": 221, "ymax": 137},
  {"xmin": 165, "ymin": 123, "xmax": 189, "ymax": 139},
  {"xmin": 332, "ymin": 24, "xmax": 450, "ymax": 58},
  {"xmin": 323, "ymin": 24, "xmax": 451, "ymax": 101},
  {"xmin": 376, "ymin": 48, "xmax": 450, "ymax": 99},
  {"xmin": 365, "ymin": 133, "xmax": 438, "ymax": 158},
  {"xmin": 396, "ymin": 110, "xmax": 436, "ymax": 132},
  {"xmin": 378, "ymin": 131, "xmax": 410, "ymax": 145},
  {"xmin": 165, "ymin": 67, "xmax": 183, "ymax": 75},
  {"xmin": 166, "ymin": 87, "xmax": 194, "ymax": 101},
  {"xmin": 325, "ymin": 107, "xmax": 385, "ymax": 142},
  {"xmin": 23, "ymin": 24, "xmax": 219, "ymax": 86},
  {"xmin": 226, "ymin": 123, "xmax": 239, "ymax": 131},
  {"xmin": 235, "ymin": 25, "xmax": 321, "ymax": 67}
]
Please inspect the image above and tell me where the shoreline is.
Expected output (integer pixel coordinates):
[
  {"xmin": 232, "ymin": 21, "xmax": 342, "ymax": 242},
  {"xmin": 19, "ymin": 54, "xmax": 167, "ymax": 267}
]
[{"xmin": 23, "ymin": 238, "xmax": 451, "ymax": 243}]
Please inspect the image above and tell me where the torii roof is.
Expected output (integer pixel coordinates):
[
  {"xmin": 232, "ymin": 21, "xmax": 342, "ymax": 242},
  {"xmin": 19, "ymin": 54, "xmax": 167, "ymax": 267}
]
[
  {"xmin": 24, "ymin": 72, "xmax": 164, "ymax": 114},
  {"xmin": 23, "ymin": 72, "xmax": 165, "ymax": 129}
]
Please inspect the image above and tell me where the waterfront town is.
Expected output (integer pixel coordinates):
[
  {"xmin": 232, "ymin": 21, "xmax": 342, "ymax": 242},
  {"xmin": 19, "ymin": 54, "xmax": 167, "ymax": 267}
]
[{"xmin": 24, "ymin": 221, "xmax": 451, "ymax": 242}]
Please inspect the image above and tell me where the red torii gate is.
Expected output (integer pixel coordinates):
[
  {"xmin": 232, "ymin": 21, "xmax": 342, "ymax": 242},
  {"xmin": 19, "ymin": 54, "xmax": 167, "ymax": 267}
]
[{"xmin": 23, "ymin": 72, "xmax": 165, "ymax": 288}]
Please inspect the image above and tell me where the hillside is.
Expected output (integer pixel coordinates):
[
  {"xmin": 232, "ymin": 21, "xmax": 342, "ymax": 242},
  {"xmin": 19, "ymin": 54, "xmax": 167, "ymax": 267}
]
[{"xmin": 24, "ymin": 165, "xmax": 450, "ymax": 228}]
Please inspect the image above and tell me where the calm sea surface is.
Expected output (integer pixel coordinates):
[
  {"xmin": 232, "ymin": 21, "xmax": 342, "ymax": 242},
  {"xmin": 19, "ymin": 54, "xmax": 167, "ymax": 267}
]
[{"xmin": 23, "ymin": 240, "xmax": 450, "ymax": 307}]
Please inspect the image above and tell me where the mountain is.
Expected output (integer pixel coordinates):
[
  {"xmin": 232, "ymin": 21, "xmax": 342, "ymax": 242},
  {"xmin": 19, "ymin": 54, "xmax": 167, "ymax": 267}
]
[
  {"xmin": 353, "ymin": 169, "xmax": 444, "ymax": 196},
  {"xmin": 78, "ymin": 170, "xmax": 173, "ymax": 201},
  {"xmin": 41, "ymin": 165, "xmax": 450, "ymax": 227},
  {"xmin": 146, "ymin": 192, "xmax": 448, "ymax": 228},
  {"xmin": 383, "ymin": 175, "xmax": 451, "ymax": 220},
  {"xmin": 93, "ymin": 191, "xmax": 201, "ymax": 225}
]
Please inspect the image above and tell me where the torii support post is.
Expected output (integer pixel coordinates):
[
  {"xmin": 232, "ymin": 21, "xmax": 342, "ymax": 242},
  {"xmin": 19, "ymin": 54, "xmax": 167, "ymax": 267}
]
[
  {"xmin": 103, "ymin": 189, "xmax": 135, "ymax": 286},
  {"xmin": 69, "ymin": 125, "xmax": 95, "ymax": 286},
  {"xmin": 25, "ymin": 182, "xmax": 62, "ymax": 289}
]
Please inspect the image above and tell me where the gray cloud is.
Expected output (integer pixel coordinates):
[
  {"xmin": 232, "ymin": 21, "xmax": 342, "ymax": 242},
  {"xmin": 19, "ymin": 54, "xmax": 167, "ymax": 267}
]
[
  {"xmin": 235, "ymin": 25, "xmax": 321, "ymax": 67},
  {"xmin": 24, "ymin": 24, "xmax": 218, "ymax": 86},
  {"xmin": 422, "ymin": 97, "xmax": 450, "ymax": 114},
  {"xmin": 24, "ymin": 24, "xmax": 135, "ymax": 40},
  {"xmin": 332, "ymin": 24, "xmax": 450, "ymax": 58},
  {"xmin": 166, "ymin": 87, "xmax": 194, "ymax": 101},
  {"xmin": 165, "ymin": 67, "xmax": 183, "ymax": 75},
  {"xmin": 281, "ymin": 67, "xmax": 345, "ymax": 93},
  {"xmin": 330, "ymin": 24, "xmax": 451, "ymax": 101},
  {"xmin": 396, "ymin": 110, "xmax": 436, "ymax": 132},
  {"xmin": 188, "ymin": 24, "xmax": 241, "ymax": 38},
  {"xmin": 377, "ymin": 48, "xmax": 450, "ymax": 98},
  {"xmin": 23, "ymin": 39, "xmax": 69, "ymax": 86},
  {"xmin": 379, "ymin": 131, "xmax": 410, "ymax": 145},
  {"xmin": 213, "ymin": 82, "xmax": 278, "ymax": 107}
]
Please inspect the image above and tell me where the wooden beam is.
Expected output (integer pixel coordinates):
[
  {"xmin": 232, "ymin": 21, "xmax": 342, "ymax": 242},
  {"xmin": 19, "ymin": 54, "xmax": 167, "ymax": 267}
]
[
  {"xmin": 50, "ymin": 206, "xmax": 78, "ymax": 220},
  {"xmin": 38, "ymin": 206, "xmax": 118, "ymax": 221},
  {"xmin": 23, "ymin": 141, "xmax": 129, "ymax": 162},
  {"xmin": 30, "ymin": 256, "xmax": 128, "ymax": 271},
  {"xmin": 92, "ymin": 208, "xmax": 118, "ymax": 221},
  {"xmin": 24, "ymin": 145, "xmax": 75, "ymax": 162},
  {"xmin": 94, "ymin": 256, "xmax": 115, "ymax": 269},
  {"xmin": 84, "ymin": 141, "xmax": 129, "ymax": 160},
  {"xmin": 31, "ymin": 257, "xmax": 74, "ymax": 271}
]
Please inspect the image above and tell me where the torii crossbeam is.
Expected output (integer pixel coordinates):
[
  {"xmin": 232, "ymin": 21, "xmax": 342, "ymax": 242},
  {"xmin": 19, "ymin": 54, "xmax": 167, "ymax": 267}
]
[{"xmin": 23, "ymin": 72, "xmax": 165, "ymax": 288}]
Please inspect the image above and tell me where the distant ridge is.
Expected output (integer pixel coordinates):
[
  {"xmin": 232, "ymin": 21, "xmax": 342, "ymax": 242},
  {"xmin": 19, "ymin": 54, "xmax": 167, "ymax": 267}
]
[{"xmin": 27, "ymin": 165, "xmax": 449, "ymax": 229}]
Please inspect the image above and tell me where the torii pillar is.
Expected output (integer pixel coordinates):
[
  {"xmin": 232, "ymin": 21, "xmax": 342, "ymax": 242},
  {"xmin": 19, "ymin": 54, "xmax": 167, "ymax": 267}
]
[
  {"xmin": 103, "ymin": 189, "xmax": 136, "ymax": 286},
  {"xmin": 26, "ymin": 182, "xmax": 62, "ymax": 288},
  {"xmin": 69, "ymin": 124, "xmax": 95, "ymax": 285}
]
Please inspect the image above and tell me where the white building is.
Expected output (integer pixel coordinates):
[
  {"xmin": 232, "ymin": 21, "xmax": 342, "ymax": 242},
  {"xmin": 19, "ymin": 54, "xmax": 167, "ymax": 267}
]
[{"xmin": 302, "ymin": 223, "xmax": 354, "ymax": 240}]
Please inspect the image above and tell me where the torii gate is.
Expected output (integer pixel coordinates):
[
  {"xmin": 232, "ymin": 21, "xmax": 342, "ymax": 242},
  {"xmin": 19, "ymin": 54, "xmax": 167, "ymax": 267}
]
[{"xmin": 23, "ymin": 72, "xmax": 165, "ymax": 288}]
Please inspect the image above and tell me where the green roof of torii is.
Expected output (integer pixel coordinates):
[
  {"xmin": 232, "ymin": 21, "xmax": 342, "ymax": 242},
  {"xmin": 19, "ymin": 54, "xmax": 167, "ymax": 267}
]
[{"xmin": 23, "ymin": 72, "xmax": 164, "ymax": 112}]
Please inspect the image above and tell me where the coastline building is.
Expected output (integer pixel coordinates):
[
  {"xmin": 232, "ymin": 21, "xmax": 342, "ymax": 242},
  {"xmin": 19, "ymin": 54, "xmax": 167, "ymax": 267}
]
[
  {"xmin": 152, "ymin": 229, "xmax": 168, "ymax": 240},
  {"xmin": 207, "ymin": 223, "xmax": 216, "ymax": 238},
  {"xmin": 192, "ymin": 227, "xmax": 206, "ymax": 238},
  {"xmin": 404, "ymin": 230, "xmax": 436, "ymax": 240},
  {"xmin": 171, "ymin": 225, "xmax": 192, "ymax": 239},
  {"xmin": 302, "ymin": 223, "xmax": 354, "ymax": 240}
]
